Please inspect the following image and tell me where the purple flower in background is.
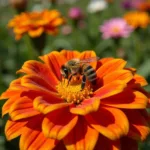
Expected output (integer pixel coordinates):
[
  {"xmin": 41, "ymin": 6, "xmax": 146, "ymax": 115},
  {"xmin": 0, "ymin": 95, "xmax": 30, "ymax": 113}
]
[
  {"xmin": 68, "ymin": 7, "xmax": 83, "ymax": 20},
  {"xmin": 121, "ymin": 0, "xmax": 144, "ymax": 9},
  {"xmin": 100, "ymin": 18, "xmax": 133, "ymax": 39}
]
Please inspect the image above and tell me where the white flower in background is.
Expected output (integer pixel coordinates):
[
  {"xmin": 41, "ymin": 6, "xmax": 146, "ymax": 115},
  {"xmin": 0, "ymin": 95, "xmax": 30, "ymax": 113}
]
[{"xmin": 87, "ymin": 0, "xmax": 108, "ymax": 13}]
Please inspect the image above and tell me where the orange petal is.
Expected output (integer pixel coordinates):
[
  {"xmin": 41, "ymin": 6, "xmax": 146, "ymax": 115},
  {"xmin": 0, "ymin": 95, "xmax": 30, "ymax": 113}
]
[
  {"xmin": 96, "ymin": 59, "xmax": 127, "ymax": 78},
  {"xmin": 103, "ymin": 70, "xmax": 133, "ymax": 85},
  {"xmin": 2, "ymin": 94, "xmax": 21, "ymax": 116},
  {"xmin": 94, "ymin": 80, "xmax": 126, "ymax": 99},
  {"xmin": 9, "ymin": 96, "xmax": 40, "ymax": 121},
  {"xmin": 39, "ymin": 51, "xmax": 67, "ymax": 80},
  {"xmin": 0, "ymin": 78, "xmax": 23, "ymax": 99},
  {"xmin": 96, "ymin": 57, "xmax": 114, "ymax": 70},
  {"xmin": 85, "ymin": 106, "xmax": 129, "ymax": 140},
  {"xmin": 128, "ymin": 74, "xmax": 148, "ymax": 87},
  {"xmin": 121, "ymin": 137, "xmax": 138, "ymax": 150},
  {"xmin": 60, "ymin": 50, "xmax": 80, "ymax": 61},
  {"xmin": 70, "ymin": 98, "xmax": 100, "ymax": 115},
  {"xmin": 21, "ymin": 75, "xmax": 57, "ymax": 96},
  {"xmin": 94, "ymin": 134, "xmax": 120, "ymax": 150},
  {"xmin": 42, "ymin": 107, "xmax": 78, "ymax": 140},
  {"xmin": 28, "ymin": 27, "xmax": 44, "ymax": 37},
  {"xmin": 64, "ymin": 117, "xmax": 99, "ymax": 150},
  {"xmin": 33, "ymin": 96, "xmax": 71, "ymax": 114},
  {"xmin": 5, "ymin": 119, "xmax": 28, "ymax": 140},
  {"xmin": 51, "ymin": 18, "xmax": 65, "ymax": 26},
  {"xmin": 20, "ymin": 126, "xmax": 58, "ymax": 150},
  {"xmin": 17, "ymin": 60, "xmax": 59, "ymax": 88},
  {"xmin": 79, "ymin": 51, "xmax": 97, "ymax": 69},
  {"xmin": 101, "ymin": 90, "xmax": 148, "ymax": 109},
  {"xmin": 123, "ymin": 110, "xmax": 150, "ymax": 141}
]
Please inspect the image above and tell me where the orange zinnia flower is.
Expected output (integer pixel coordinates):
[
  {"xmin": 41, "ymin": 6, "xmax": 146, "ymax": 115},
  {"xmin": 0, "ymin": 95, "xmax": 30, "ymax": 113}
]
[
  {"xmin": 124, "ymin": 11, "xmax": 150, "ymax": 29},
  {"xmin": 8, "ymin": 9, "xmax": 65, "ymax": 40},
  {"xmin": 138, "ymin": 1, "xmax": 150, "ymax": 11},
  {"xmin": 1, "ymin": 50, "xmax": 150, "ymax": 150}
]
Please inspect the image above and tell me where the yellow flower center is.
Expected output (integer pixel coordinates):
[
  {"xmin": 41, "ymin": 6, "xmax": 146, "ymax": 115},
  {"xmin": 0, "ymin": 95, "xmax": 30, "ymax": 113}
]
[
  {"xmin": 56, "ymin": 76, "xmax": 93, "ymax": 104},
  {"xmin": 112, "ymin": 27, "xmax": 120, "ymax": 33}
]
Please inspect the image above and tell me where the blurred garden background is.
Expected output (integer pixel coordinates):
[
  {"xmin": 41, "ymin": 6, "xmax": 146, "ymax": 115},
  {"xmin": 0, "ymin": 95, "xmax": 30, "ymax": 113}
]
[{"xmin": 0, "ymin": 0, "xmax": 150, "ymax": 149}]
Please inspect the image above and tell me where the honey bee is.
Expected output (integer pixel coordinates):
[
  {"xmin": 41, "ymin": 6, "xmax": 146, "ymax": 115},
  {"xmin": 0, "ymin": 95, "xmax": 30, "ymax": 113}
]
[{"xmin": 60, "ymin": 57, "xmax": 99, "ymax": 89}]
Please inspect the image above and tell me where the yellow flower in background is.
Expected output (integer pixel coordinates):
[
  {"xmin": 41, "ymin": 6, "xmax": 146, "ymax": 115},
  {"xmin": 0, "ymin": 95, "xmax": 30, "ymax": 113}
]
[
  {"xmin": 8, "ymin": 9, "xmax": 65, "ymax": 40},
  {"xmin": 0, "ymin": 50, "xmax": 150, "ymax": 150},
  {"xmin": 124, "ymin": 11, "xmax": 150, "ymax": 29}
]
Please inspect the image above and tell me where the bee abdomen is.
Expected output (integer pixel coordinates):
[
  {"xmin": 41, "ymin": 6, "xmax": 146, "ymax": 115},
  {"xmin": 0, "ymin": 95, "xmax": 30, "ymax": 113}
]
[{"xmin": 84, "ymin": 65, "xmax": 97, "ymax": 85}]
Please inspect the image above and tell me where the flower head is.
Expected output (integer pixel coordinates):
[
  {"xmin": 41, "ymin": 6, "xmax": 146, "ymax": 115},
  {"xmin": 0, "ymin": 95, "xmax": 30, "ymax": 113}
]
[
  {"xmin": 1, "ymin": 50, "xmax": 150, "ymax": 150},
  {"xmin": 138, "ymin": 1, "xmax": 150, "ymax": 11},
  {"xmin": 100, "ymin": 18, "xmax": 133, "ymax": 39},
  {"xmin": 8, "ymin": 9, "xmax": 65, "ymax": 40},
  {"xmin": 121, "ymin": 0, "xmax": 144, "ymax": 9},
  {"xmin": 68, "ymin": 7, "xmax": 83, "ymax": 20},
  {"xmin": 87, "ymin": 0, "xmax": 108, "ymax": 13},
  {"xmin": 124, "ymin": 11, "xmax": 150, "ymax": 29}
]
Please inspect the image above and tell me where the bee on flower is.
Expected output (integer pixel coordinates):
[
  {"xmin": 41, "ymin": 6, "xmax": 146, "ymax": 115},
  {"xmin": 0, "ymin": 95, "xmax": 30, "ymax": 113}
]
[{"xmin": 0, "ymin": 50, "xmax": 150, "ymax": 150}]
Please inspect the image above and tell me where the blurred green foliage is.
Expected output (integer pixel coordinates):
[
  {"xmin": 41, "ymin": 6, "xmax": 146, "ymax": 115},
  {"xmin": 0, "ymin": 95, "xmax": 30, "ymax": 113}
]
[{"xmin": 0, "ymin": 0, "xmax": 150, "ymax": 150}]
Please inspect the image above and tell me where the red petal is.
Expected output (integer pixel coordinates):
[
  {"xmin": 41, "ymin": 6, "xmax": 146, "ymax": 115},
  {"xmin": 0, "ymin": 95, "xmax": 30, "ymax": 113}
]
[
  {"xmin": 5, "ymin": 119, "xmax": 28, "ymax": 140},
  {"xmin": 19, "ymin": 115, "xmax": 58, "ymax": 150},
  {"xmin": 33, "ymin": 96, "xmax": 71, "ymax": 114},
  {"xmin": 42, "ymin": 107, "xmax": 78, "ymax": 140},
  {"xmin": 53, "ymin": 141, "xmax": 66, "ymax": 150},
  {"xmin": 120, "ymin": 137, "xmax": 138, "ymax": 150},
  {"xmin": 70, "ymin": 98, "xmax": 100, "ymax": 115},
  {"xmin": 96, "ymin": 59, "xmax": 127, "ymax": 78},
  {"xmin": 94, "ymin": 80, "xmax": 126, "ymax": 99},
  {"xmin": 20, "ymin": 126, "xmax": 58, "ymax": 150},
  {"xmin": 94, "ymin": 134, "xmax": 120, "ymax": 150},
  {"xmin": 60, "ymin": 50, "xmax": 80, "ymax": 60},
  {"xmin": 39, "ymin": 51, "xmax": 67, "ymax": 80},
  {"xmin": 101, "ymin": 90, "xmax": 148, "ymax": 109},
  {"xmin": 79, "ymin": 51, "xmax": 97, "ymax": 69},
  {"xmin": 21, "ymin": 75, "xmax": 58, "ymax": 98},
  {"xmin": 85, "ymin": 106, "xmax": 129, "ymax": 140},
  {"xmin": 123, "ymin": 109, "xmax": 150, "ymax": 141},
  {"xmin": 64, "ymin": 117, "xmax": 99, "ymax": 150},
  {"xmin": 9, "ymin": 96, "xmax": 40, "ymax": 121},
  {"xmin": 17, "ymin": 60, "xmax": 59, "ymax": 88},
  {"xmin": 103, "ymin": 70, "xmax": 133, "ymax": 85}
]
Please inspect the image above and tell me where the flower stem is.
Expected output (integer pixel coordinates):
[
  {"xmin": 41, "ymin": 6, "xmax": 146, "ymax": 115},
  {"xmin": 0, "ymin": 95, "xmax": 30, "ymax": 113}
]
[{"xmin": 23, "ymin": 35, "xmax": 38, "ymax": 59}]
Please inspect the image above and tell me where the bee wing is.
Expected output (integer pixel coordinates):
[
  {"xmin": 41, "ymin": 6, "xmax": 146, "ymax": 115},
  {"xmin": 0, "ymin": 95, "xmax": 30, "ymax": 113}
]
[{"xmin": 80, "ymin": 56, "xmax": 100, "ymax": 64}]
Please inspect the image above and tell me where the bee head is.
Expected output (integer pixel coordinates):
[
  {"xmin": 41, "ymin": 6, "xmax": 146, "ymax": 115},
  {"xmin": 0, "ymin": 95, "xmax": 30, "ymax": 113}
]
[{"xmin": 60, "ymin": 65, "xmax": 69, "ymax": 79}]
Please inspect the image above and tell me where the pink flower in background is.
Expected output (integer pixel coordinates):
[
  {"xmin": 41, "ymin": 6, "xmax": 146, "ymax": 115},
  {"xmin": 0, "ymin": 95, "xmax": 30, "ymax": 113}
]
[
  {"xmin": 61, "ymin": 25, "xmax": 72, "ymax": 35},
  {"xmin": 68, "ymin": 7, "xmax": 83, "ymax": 20},
  {"xmin": 100, "ymin": 18, "xmax": 133, "ymax": 39}
]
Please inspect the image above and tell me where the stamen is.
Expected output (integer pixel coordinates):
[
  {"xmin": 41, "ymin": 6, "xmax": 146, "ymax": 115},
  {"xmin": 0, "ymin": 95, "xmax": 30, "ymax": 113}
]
[{"xmin": 56, "ymin": 76, "xmax": 93, "ymax": 104}]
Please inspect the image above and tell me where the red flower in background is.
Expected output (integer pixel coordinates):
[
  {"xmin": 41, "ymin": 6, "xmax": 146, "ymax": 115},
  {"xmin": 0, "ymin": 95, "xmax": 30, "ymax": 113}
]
[{"xmin": 1, "ymin": 50, "xmax": 150, "ymax": 150}]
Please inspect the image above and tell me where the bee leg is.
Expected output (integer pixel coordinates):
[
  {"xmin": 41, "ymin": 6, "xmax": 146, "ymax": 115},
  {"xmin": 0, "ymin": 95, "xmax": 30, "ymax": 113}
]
[
  {"xmin": 67, "ymin": 74, "xmax": 73, "ymax": 85},
  {"xmin": 81, "ymin": 75, "xmax": 86, "ymax": 90}
]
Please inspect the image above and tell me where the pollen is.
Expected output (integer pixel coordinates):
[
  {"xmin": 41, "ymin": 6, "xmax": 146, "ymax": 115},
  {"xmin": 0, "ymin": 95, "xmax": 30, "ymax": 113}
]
[{"xmin": 56, "ymin": 77, "xmax": 93, "ymax": 104}]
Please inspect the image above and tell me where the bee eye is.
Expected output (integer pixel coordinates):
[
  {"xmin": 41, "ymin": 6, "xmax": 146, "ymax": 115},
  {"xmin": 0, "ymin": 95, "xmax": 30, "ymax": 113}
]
[
  {"xmin": 63, "ymin": 67, "xmax": 68, "ymax": 74},
  {"xmin": 61, "ymin": 65, "xmax": 69, "ymax": 78}
]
